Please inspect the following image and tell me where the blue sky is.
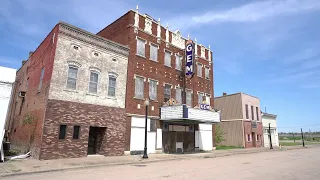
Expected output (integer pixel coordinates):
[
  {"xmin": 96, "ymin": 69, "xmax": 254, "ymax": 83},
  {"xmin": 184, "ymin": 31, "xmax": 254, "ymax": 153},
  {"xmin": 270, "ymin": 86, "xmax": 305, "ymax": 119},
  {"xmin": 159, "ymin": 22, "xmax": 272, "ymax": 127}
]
[{"xmin": 1, "ymin": 0, "xmax": 320, "ymax": 132}]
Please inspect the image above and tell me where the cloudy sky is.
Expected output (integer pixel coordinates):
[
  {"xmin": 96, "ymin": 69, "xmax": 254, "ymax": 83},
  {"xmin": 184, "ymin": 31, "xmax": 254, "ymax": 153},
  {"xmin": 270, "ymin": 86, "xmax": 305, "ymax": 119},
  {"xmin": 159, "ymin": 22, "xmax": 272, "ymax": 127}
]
[{"xmin": 1, "ymin": 0, "xmax": 320, "ymax": 132}]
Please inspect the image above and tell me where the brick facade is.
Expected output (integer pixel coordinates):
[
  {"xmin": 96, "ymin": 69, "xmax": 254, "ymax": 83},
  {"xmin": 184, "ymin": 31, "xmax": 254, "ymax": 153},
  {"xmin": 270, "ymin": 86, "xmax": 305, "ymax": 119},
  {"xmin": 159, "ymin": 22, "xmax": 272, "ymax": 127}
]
[
  {"xmin": 6, "ymin": 22, "xmax": 129, "ymax": 159},
  {"xmin": 97, "ymin": 10, "xmax": 215, "ymax": 151},
  {"xmin": 40, "ymin": 99, "xmax": 126, "ymax": 160},
  {"xmin": 243, "ymin": 121, "xmax": 263, "ymax": 148}
]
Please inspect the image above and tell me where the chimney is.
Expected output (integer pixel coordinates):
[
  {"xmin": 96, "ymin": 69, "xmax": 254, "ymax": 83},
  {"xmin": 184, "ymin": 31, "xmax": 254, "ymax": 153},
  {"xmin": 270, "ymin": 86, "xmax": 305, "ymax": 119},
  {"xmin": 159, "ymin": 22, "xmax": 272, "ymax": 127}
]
[{"xmin": 223, "ymin": 92, "xmax": 227, "ymax": 96}]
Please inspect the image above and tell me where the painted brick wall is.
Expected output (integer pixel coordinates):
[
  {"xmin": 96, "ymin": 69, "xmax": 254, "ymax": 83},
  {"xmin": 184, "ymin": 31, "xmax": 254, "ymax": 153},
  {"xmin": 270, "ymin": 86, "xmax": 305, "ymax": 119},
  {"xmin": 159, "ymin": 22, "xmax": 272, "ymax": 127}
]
[
  {"xmin": 7, "ymin": 25, "xmax": 59, "ymax": 158},
  {"xmin": 40, "ymin": 99, "xmax": 126, "ymax": 160}
]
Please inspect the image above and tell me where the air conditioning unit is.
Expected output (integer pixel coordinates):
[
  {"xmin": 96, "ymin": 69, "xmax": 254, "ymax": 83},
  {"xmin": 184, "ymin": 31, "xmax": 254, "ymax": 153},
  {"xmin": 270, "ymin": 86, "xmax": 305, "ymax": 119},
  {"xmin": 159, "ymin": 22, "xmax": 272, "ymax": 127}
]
[{"xmin": 18, "ymin": 91, "xmax": 26, "ymax": 98}]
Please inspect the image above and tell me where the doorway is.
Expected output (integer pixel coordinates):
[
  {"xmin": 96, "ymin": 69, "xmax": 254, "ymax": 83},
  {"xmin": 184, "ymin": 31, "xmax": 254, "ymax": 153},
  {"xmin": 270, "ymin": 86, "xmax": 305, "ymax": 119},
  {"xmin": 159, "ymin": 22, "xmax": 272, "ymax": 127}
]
[
  {"xmin": 88, "ymin": 127, "xmax": 106, "ymax": 155},
  {"xmin": 252, "ymin": 132, "xmax": 256, "ymax": 147}
]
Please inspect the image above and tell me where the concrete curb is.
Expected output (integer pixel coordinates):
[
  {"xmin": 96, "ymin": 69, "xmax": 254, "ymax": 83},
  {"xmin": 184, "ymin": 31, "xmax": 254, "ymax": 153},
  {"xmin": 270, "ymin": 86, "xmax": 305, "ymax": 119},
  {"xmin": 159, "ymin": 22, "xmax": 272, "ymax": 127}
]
[{"xmin": 0, "ymin": 146, "xmax": 308, "ymax": 178}]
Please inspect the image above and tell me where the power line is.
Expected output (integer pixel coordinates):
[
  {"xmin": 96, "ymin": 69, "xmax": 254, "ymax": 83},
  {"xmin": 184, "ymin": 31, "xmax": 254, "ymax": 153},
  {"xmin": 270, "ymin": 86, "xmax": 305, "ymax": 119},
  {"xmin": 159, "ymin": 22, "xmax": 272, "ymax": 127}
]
[{"xmin": 278, "ymin": 124, "xmax": 320, "ymax": 128}]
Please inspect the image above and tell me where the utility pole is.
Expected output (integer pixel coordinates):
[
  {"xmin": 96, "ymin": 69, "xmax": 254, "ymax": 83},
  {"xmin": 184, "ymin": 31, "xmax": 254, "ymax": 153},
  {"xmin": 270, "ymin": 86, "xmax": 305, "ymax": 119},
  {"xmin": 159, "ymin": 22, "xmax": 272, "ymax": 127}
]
[
  {"xmin": 268, "ymin": 123, "xmax": 273, "ymax": 149},
  {"xmin": 293, "ymin": 133, "xmax": 295, "ymax": 142},
  {"xmin": 301, "ymin": 128, "xmax": 305, "ymax": 147}
]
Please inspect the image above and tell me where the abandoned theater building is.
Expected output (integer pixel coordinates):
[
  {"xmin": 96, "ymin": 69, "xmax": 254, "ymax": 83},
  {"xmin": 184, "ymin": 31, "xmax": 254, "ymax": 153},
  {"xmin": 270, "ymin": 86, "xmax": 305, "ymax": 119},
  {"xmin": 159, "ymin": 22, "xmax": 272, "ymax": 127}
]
[{"xmin": 5, "ymin": 8, "xmax": 220, "ymax": 159}]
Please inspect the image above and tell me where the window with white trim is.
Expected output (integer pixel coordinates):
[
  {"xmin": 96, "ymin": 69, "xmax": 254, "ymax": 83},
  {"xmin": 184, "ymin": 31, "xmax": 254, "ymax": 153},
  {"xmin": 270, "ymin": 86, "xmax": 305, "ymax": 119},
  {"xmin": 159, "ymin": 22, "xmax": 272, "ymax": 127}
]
[
  {"xmin": 150, "ymin": 44, "xmax": 158, "ymax": 61},
  {"xmin": 186, "ymin": 90, "xmax": 192, "ymax": 106},
  {"xmin": 164, "ymin": 50, "xmax": 171, "ymax": 67},
  {"xmin": 205, "ymin": 66, "xmax": 210, "ymax": 79},
  {"xmin": 175, "ymin": 87, "xmax": 182, "ymax": 103},
  {"xmin": 149, "ymin": 79, "xmax": 157, "ymax": 100},
  {"xmin": 205, "ymin": 94, "xmax": 210, "ymax": 105},
  {"xmin": 197, "ymin": 63, "xmax": 202, "ymax": 77},
  {"xmin": 164, "ymin": 84, "xmax": 171, "ymax": 102},
  {"xmin": 135, "ymin": 76, "xmax": 144, "ymax": 99},
  {"xmin": 175, "ymin": 55, "xmax": 182, "ymax": 70},
  {"xmin": 67, "ymin": 66, "xmax": 78, "ymax": 90},
  {"xmin": 137, "ymin": 38, "xmax": 146, "ymax": 57},
  {"xmin": 198, "ymin": 92, "xmax": 204, "ymax": 104},
  {"xmin": 108, "ymin": 74, "xmax": 117, "ymax": 97},
  {"xmin": 89, "ymin": 71, "xmax": 99, "ymax": 94},
  {"xmin": 38, "ymin": 67, "xmax": 45, "ymax": 91}
]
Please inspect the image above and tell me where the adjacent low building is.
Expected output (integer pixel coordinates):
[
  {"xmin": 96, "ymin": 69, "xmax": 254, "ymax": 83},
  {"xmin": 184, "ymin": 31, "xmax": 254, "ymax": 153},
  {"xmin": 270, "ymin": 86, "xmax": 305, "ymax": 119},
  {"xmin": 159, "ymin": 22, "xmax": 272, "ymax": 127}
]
[
  {"xmin": 6, "ymin": 22, "xmax": 129, "ymax": 160},
  {"xmin": 262, "ymin": 112, "xmax": 279, "ymax": 147},
  {"xmin": 214, "ymin": 92, "xmax": 263, "ymax": 148},
  {"xmin": 0, "ymin": 66, "xmax": 16, "ymax": 162}
]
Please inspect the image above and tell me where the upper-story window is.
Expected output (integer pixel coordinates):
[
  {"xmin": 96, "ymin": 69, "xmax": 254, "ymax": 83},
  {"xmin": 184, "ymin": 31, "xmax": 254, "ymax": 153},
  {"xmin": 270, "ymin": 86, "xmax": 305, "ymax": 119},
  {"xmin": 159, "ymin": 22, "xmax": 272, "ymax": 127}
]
[
  {"xmin": 150, "ymin": 43, "xmax": 158, "ymax": 61},
  {"xmin": 108, "ymin": 74, "xmax": 117, "ymax": 97},
  {"xmin": 175, "ymin": 87, "xmax": 182, "ymax": 103},
  {"xmin": 256, "ymin": 107, "xmax": 259, "ymax": 121},
  {"xmin": 89, "ymin": 71, "xmax": 99, "ymax": 94},
  {"xmin": 164, "ymin": 84, "xmax": 171, "ymax": 102},
  {"xmin": 136, "ymin": 38, "xmax": 146, "ymax": 57},
  {"xmin": 198, "ymin": 92, "xmax": 204, "ymax": 104},
  {"xmin": 149, "ymin": 79, "xmax": 158, "ymax": 100},
  {"xmin": 245, "ymin": 104, "xmax": 249, "ymax": 119},
  {"xmin": 251, "ymin": 105, "xmax": 254, "ymax": 120},
  {"xmin": 186, "ymin": 89, "xmax": 192, "ymax": 106},
  {"xmin": 197, "ymin": 63, "xmax": 202, "ymax": 77},
  {"xmin": 175, "ymin": 55, "xmax": 182, "ymax": 71},
  {"xmin": 135, "ymin": 76, "xmax": 144, "ymax": 99},
  {"xmin": 164, "ymin": 50, "xmax": 171, "ymax": 67},
  {"xmin": 38, "ymin": 67, "xmax": 45, "ymax": 91},
  {"xmin": 205, "ymin": 66, "xmax": 210, "ymax": 79},
  {"xmin": 67, "ymin": 66, "xmax": 78, "ymax": 90},
  {"xmin": 205, "ymin": 94, "xmax": 210, "ymax": 105}
]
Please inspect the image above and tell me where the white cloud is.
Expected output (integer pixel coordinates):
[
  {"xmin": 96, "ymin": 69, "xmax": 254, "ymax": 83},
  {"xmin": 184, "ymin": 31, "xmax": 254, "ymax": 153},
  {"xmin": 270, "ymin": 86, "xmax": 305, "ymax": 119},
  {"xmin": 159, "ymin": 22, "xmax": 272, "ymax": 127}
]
[{"xmin": 168, "ymin": 0, "xmax": 320, "ymax": 29}]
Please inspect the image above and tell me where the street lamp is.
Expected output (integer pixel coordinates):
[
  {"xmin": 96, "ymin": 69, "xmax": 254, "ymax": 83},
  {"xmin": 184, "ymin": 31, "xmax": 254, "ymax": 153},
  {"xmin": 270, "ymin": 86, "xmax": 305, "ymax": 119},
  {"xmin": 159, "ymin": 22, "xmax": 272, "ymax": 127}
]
[
  {"xmin": 269, "ymin": 123, "xmax": 273, "ymax": 149},
  {"xmin": 142, "ymin": 98, "xmax": 150, "ymax": 159}
]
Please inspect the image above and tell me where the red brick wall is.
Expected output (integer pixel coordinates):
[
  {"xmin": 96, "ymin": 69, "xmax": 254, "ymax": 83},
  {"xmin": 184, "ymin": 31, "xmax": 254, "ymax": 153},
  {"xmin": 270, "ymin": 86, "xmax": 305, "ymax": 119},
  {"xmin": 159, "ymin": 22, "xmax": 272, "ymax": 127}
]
[
  {"xmin": 98, "ymin": 11, "xmax": 214, "ymax": 117},
  {"xmin": 7, "ymin": 24, "xmax": 59, "ymax": 158},
  {"xmin": 243, "ymin": 121, "xmax": 263, "ymax": 148},
  {"xmin": 98, "ymin": 11, "xmax": 214, "ymax": 151},
  {"xmin": 40, "ymin": 99, "xmax": 126, "ymax": 160}
]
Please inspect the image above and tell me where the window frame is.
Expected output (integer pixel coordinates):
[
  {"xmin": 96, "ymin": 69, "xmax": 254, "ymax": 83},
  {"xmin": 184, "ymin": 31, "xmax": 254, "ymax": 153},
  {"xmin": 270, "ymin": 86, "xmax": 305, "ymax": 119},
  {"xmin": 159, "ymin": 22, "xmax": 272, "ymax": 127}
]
[
  {"xmin": 245, "ymin": 104, "xmax": 249, "ymax": 119},
  {"xmin": 134, "ymin": 75, "xmax": 145, "ymax": 99},
  {"xmin": 66, "ymin": 66, "xmax": 79, "ymax": 90},
  {"xmin": 197, "ymin": 92, "xmax": 204, "ymax": 104},
  {"xmin": 149, "ymin": 43, "xmax": 159, "ymax": 62},
  {"xmin": 164, "ymin": 83, "xmax": 172, "ymax": 102},
  {"xmin": 88, "ymin": 71, "xmax": 99, "ymax": 94},
  {"xmin": 251, "ymin": 105, "xmax": 254, "ymax": 120},
  {"xmin": 205, "ymin": 66, "xmax": 210, "ymax": 79},
  {"xmin": 247, "ymin": 134, "xmax": 251, "ymax": 142},
  {"xmin": 197, "ymin": 63, "xmax": 203, "ymax": 77},
  {"xmin": 73, "ymin": 125, "xmax": 81, "ymax": 140},
  {"xmin": 58, "ymin": 125, "xmax": 67, "ymax": 140},
  {"xmin": 175, "ymin": 86, "xmax": 182, "ymax": 103},
  {"xmin": 164, "ymin": 50, "xmax": 172, "ymax": 67},
  {"xmin": 148, "ymin": 78, "xmax": 158, "ymax": 101},
  {"xmin": 38, "ymin": 67, "xmax": 45, "ymax": 91},
  {"xmin": 175, "ymin": 54, "xmax": 182, "ymax": 71},
  {"xmin": 256, "ymin": 107, "xmax": 259, "ymax": 121},
  {"xmin": 108, "ymin": 73, "xmax": 118, "ymax": 97},
  {"xmin": 186, "ymin": 89, "xmax": 193, "ymax": 107},
  {"xmin": 136, "ymin": 37, "xmax": 146, "ymax": 58}
]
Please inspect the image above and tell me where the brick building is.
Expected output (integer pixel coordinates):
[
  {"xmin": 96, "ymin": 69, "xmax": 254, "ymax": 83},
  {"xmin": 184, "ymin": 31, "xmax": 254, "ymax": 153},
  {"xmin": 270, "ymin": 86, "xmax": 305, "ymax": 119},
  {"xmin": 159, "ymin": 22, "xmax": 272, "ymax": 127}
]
[
  {"xmin": 5, "ymin": 22, "xmax": 129, "ymax": 159},
  {"xmin": 214, "ymin": 92, "xmax": 264, "ymax": 148},
  {"xmin": 97, "ymin": 7, "xmax": 220, "ymax": 154}
]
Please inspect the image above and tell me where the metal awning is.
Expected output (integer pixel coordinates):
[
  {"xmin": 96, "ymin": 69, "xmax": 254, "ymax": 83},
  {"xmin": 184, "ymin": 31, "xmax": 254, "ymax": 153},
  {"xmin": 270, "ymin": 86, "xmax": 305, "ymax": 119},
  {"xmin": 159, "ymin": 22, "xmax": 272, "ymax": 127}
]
[{"xmin": 160, "ymin": 105, "xmax": 220, "ymax": 124}]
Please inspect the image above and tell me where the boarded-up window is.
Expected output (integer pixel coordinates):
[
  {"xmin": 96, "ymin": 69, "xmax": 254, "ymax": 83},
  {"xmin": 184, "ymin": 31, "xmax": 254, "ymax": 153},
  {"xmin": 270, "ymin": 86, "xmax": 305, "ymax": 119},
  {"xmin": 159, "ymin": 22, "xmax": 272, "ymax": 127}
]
[
  {"xmin": 175, "ymin": 55, "xmax": 182, "ymax": 70},
  {"xmin": 59, "ymin": 125, "xmax": 67, "ymax": 139},
  {"xmin": 135, "ymin": 76, "xmax": 144, "ymax": 99},
  {"xmin": 150, "ymin": 44, "xmax": 158, "ymax": 61},
  {"xmin": 73, "ymin": 126, "xmax": 80, "ymax": 139},
  {"xmin": 186, "ymin": 90, "xmax": 192, "ymax": 106},
  {"xmin": 175, "ymin": 87, "xmax": 182, "ymax": 103},
  {"xmin": 198, "ymin": 92, "xmax": 204, "ymax": 104},
  {"xmin": 164, "ymin": 51, "xmax": 171, "ymax": 67},
  {"xmin": 149, "ymin": 80, "xmax": 157, "ymax": 100},
  {"xmin": 164, "ymin": 84, "xmax": 171, "ymax": 102},
  {"xmin": 137, "ymin": 38, "xmax": 145, "ymax": 57}
]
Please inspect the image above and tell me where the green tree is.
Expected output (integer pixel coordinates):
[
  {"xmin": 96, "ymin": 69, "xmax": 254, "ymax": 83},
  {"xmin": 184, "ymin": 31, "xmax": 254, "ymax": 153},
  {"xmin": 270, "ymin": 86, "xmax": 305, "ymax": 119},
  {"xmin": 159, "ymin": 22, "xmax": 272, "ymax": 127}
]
[{"xmin": 215, "ymin": 124, "xmax": 225, "ymax": 145}]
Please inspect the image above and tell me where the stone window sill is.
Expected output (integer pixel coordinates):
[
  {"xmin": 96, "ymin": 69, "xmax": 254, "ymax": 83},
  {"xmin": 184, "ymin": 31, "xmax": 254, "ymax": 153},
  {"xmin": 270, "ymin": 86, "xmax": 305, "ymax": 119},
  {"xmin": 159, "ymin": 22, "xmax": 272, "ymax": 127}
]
[
  {"xmin": 106, "ymin": 96, "xmax": 117, "ymax": 100},
  {"xmin": 164, "ymin": 64, "xmax": 172, "ymax": 68},
  {"xmin": 134, "ymin": 97, "xmax": 145, "ymax": 100},
  {"xmin": 136, "ymin": 54, "xmax": 146, "ymax": 59},
  {"xmin": 149, "ymin": 59, "xmax": 158, "ymax": 62},
  {"xmin": 63, "ymin": 89, "xmax": 78, "ymax": 93},
  {"xmin": 86, "ymin": 93, "xmax": 99, "ymax": 97}
]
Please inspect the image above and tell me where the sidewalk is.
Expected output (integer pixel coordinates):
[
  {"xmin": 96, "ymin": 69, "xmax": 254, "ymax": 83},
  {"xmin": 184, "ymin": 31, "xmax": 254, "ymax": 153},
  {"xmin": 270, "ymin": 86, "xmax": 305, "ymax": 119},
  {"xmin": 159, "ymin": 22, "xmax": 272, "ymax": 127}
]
[{"xmin": 0, "ymin": 145, "xmax": 307, "ymax": 177}]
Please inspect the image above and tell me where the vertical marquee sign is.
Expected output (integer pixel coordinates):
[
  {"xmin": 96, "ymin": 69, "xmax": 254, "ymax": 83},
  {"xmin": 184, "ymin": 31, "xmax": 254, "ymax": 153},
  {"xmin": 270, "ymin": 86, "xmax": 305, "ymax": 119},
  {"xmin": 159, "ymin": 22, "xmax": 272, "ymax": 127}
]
[{"xmin": 185, "ymin": 40, "xmax": 194, "ymax": 78}]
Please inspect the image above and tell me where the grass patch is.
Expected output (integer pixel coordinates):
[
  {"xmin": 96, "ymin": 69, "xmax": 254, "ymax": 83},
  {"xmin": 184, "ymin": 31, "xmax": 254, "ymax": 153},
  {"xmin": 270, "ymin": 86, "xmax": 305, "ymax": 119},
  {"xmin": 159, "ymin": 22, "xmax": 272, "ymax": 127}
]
[
  {"xmin": 280, "ymin": 141, "xmax": 320, "ymax": 146},
  {"xmin": 216, "ymin": 146, "xmax": 243, "ymax": 150}
]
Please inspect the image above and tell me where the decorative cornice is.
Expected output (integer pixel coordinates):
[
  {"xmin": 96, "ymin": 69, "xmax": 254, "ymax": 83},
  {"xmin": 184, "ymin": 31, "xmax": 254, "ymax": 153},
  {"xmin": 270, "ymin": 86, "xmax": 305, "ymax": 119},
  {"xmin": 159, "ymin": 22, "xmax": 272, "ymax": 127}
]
[{"xmin": 58, "ymin": 22, "xmax": 130, "ymax": 57}]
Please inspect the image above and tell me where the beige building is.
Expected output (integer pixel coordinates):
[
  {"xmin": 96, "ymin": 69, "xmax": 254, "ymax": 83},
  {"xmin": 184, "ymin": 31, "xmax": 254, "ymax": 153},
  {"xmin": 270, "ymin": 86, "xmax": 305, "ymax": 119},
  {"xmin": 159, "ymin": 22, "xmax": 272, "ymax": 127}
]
[
  {"xmin": 262, "ymin": 113, "xmax": 279, "ymax": 147},
  {"xmin": 214, "ymin": 92, "xmax": 263, "ymax": 148}
]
